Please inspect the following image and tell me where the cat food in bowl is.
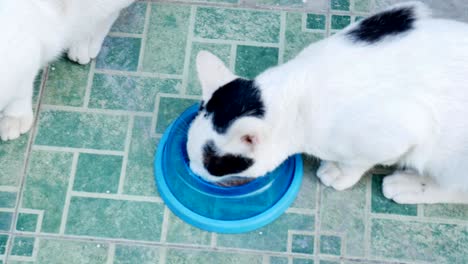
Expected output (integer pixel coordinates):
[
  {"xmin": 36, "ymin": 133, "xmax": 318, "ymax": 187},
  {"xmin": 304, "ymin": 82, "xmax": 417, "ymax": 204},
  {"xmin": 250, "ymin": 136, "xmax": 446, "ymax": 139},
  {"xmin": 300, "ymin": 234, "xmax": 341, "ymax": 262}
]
[{"xmin": 154, "ymin": 104, "xmax": 303, "ymax": 233}]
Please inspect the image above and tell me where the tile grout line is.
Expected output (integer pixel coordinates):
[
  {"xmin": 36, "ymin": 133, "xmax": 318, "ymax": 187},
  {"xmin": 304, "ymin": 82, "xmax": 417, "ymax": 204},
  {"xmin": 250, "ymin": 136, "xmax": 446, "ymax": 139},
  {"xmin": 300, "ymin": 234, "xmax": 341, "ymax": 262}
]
[
  {"xmin": 192, "ymin": 37, "xmax": 280, "ymax": 48},
  {"xmin": 0, "ymin": 229, "xmax": 430, "ymax": 264},
  {"xmin": 364, "ymin": 175, "xmax": 372, "ymax": 257},
  {"xmin": 229, "ymin": 44, "xmax": 237, "ymax": 72},
  {"xmin": 108, "ymin": 32, "xmax": 143, "ymax": 38},
  {"xmin": 160, "ymin": 206, "xmax": 170, "ymax": 243},
  {"xmin": 313, "ymin": 172, "xmax": 322, "ymax": 264},
  {"xmin": 262, "ymin": 255, "xmax": 269, "ymax": 264},
  {"xmin": 159, "ymin": 206, "xmax": 170, "ymax": 264},
  {"xmin": 117, "ymin": 115, "xmax": 134, "ymax": 194},
  {"xmin": 32, "ymin": 145, "xmax": 125, "ymax": 156},
  {"xmin": 59, "ymin": 152, "xmax": 79, "ymax": 235},
  {"xmin": 159, "ymin": 247, "xmax": 167, "ymax": 264},
  {"xmin": 107, "ymin": 243, "xmax": 115, "ymax": 264},
  {"xmin": 95, "ymin": 68, "xmax": 183, "ymax": 80},
  {"xmin": 82, "ymin": 60, "xmax": 96, "ymax": 109},
  {"xmin": 180, "ymin": 5, "xmax": 197, "ymax": 96},
  {"xmin": 137, "ymin": 2, "xmax": 152, "ymax": 72},
  {"xmin": 151, "ymin": 94, "xmax": 162, "ymax": 138},
  {"xmin": 210, "ymin": 233, "xmax": 217, "ymax": 248},
  {"xmin": 5, "ymin": 66, "xmax": 50, "ymax": 263},
  {"xmin": 278, "ymin": 11, "xmax": 287, "ymax": 65},
  {"xmin": 40, "ymin": 104, "xmax": 154, "ymax": 117},
  {"xmin": 70, "ymin": 191, "xmax": 163, "ymax": 203}
]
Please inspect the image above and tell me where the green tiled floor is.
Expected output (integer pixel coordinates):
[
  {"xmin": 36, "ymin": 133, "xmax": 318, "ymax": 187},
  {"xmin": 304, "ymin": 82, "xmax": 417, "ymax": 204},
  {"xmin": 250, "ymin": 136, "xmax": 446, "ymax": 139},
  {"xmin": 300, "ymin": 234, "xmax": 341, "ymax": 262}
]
[{"xmin": 1, "ymin": 1, "xmax": 468, "ymax": 263}]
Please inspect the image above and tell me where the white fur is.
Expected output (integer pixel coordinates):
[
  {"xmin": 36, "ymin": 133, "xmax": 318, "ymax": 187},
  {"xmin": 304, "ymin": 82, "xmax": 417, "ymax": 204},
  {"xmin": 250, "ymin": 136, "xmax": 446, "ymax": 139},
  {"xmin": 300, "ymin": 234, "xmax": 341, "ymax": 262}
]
[
  {"xmin": 188, "ymin": 2, "xmax": 468, "ymax": 204},
  {"xmin": 0, "ymin": 0, "xmax": 134, "ymax": 140}
]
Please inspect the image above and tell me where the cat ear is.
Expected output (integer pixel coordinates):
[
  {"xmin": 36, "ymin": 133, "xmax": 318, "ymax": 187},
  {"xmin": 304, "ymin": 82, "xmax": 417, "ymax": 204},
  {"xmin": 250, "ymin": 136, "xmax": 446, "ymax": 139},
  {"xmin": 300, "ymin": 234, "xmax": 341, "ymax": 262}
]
[{"xmin": 196, "ymin": 51, "xmax": 236, "ymax": 102}]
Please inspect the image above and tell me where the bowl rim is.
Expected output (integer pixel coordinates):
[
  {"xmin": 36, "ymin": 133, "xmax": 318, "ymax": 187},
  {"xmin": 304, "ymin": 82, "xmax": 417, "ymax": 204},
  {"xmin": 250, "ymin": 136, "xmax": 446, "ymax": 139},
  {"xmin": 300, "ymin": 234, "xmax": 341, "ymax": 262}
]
[{"xmin": 154, "ymin": 104, "xmax": 304, "ymax": 234}]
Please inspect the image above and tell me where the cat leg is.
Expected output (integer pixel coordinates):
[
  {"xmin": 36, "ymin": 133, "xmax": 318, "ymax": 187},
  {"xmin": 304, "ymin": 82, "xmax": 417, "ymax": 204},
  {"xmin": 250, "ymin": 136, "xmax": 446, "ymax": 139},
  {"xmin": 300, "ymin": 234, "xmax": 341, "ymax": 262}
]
[
  {"xmin": 0, "ymin": 88, "xmax": 34, "ymax": 141},
  {"xmin": 383, "ymin": 171, "xmax": 468, "ymax": 204},
  {"xmin": 317, "ymin": 161, "xmax": 372, "ymax": 190},
  {"xmin": 67, "ymin": 11, "xmax": 120, "ymax": 65}
]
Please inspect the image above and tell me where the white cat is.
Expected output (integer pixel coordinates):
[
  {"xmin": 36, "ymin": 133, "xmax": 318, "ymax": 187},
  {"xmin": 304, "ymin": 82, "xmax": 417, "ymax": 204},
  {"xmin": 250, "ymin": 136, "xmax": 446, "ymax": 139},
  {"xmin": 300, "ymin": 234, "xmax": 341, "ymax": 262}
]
[
  {"xmin": 0, "ymin": 0, "xmax": 134, "ymax": 140},
  {"xmin": 187, "ymin": 2, "xmax": 468, "ymax": 204}
]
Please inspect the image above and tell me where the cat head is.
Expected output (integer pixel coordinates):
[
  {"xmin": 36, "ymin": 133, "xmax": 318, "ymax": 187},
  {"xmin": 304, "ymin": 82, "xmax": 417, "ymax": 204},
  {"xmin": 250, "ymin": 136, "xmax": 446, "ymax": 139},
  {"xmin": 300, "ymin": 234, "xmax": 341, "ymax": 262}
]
[{"xmin": 186, "ymin": 51, "xmax": 274, "ymax": 186}]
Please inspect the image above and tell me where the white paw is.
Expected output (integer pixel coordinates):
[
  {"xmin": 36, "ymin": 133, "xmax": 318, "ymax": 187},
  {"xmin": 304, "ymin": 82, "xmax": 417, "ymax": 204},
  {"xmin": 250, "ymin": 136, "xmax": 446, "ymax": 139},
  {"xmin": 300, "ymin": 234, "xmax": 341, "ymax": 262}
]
[
  {"xmin": 0, "ymin": 115, "xmax": 33, "ymax": 141},
  {"xmin": 382, "ymin": 172, "xmax": 432, "ymax": 204},
  {"xmin": 317, "ymin": 161, "xmax": 341, "ymax": 186},
  {"xmin": 67, "ymin": 41, "xmax": 97, "ymax": 65},
  {"xmin": 316, "ymin": 162, "xmax": 353, "ymax": 190}
]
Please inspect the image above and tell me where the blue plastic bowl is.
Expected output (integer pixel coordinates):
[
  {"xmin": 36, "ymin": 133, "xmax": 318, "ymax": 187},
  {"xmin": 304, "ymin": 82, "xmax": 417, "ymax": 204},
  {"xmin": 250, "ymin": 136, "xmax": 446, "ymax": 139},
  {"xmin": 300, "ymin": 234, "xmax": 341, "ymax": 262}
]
[{"xmin": 154, "ymin": 104, "xmax": 303, "ymax": 233}]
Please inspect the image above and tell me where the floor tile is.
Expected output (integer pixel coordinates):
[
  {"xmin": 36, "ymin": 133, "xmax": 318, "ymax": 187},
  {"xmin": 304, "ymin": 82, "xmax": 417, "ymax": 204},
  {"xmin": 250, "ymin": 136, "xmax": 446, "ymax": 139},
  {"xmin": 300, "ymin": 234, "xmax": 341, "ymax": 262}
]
[
  {"xmin": 65, "ymin": 197, "xmax": 164, "ymax": 241},
  {"xmin": 35, "ymin": 239, "xmax": 108, "ymax": 264},
  {"xmin": 15, "ymin": 213, "xmax": 38, "ymax": 232},
  {"xmin": 293, "ymin": 258, "xmax": 314, "ymax": 264},
  {"xmin": 21, "ymin": 150, "xmax": 73, "ymax": 233},
  {"xmin": 285, "ymin": 12, "xmax": 325, "ymax": 61},
  {"xmin": 43, "ymin": 58, "xmax": 90, "ymax": 107},
  {"xmin": 251, "ymin": 0, "xmax": 304, "ymax": 8},
  {"xmin": 371, "ymin": 218, "xmax": 468, "ymax": 263},
  {"xmin": 217, "ymin": 213, "xmax": 314, "ymax": 251},
  {"xmin": 111, "ymin": 2, "xmax": 148, "ymax": 34},
  {"xmin": 0, "ymin": 192, "xmax": 16, "ymax": 208},
  {"xmin": 165, "ymin": 248, "xmax": 263, "ymax": 264},
  {"xmin": 354, "ymin": 0, "xmax": 371, "ymax": 12},
  {"xmin": 235, "ymin": 45, "xmax": 279, "ymax": 78},
  {"xmin": 35, "ymin": 110, "xmax": 129, "ymax": 150},
  {"xmin": 306, "ymin": 14, "xmax": 327, "ymax": 30},
  {"xmin": 320, "ymin": 179, "xmax": 366, "ymax": 257},
  {"xmin": 0, "ymin": 134, "xmax": 29, "ymax": 187},
  {"xmin": 270, "ymin": 256, "xmax": 288, "ymax": 264},
  {"xmin": 3, "ymin": 2, "xmax": 467, "ymax": 263},
  {"xmin": 89, "ymin": 74, "xmax": 180, "ymax": 112},
  {"xmin": 319, "ymin": 235, "xmax": 341, "ymax": 256},
  {"xmin": 114, "ymin": 245, "xmax": 160, "ymax": 264},
  {"xmin": 155, "ymin": 97, "xmax": 199, "ymax": 134},
  {"xmin": 291, "ymin": 158, "xmax": 318, "ymax": 210},
  {"xmin": 194, "ymin": 7, "xmax": 281, "ymax": 43},
  {"xmin": 73, "ymin": 153, "xmax": 123, "ymax": 194},
  {"xmin": 331, "ymin": 0, "xmax": 350, "ymax": 10},
  {"xmin": 96, "ymin": 36, "xmax": 141, "ymax": 71},
  {"xmin": 142, "ymin": 3, "xmax": 191, "ymax": 74},
  {"xmin": 423, "ymin": 204, "xmax": 468, "ymax": 221},
  {"xmin": 10, "ymin": 237, "xmax": 34, "ymax": 257},
  {"xmin": 0, "ymin": 212, "xmax": 12, "ymax": 231},
  {"xmin": 166, "ymin": 211, "xmax": 212, "ymax": 245},
  {"xmin": 331, "ymin": 15, "xmax": 351, "ymax": 30},
  {"xmin": 292, "ymin": 234, "xmax": 314, "ymax": 254},
  {"xmin": 0, "ymin": 235, "xmax": 8, "ymax": 255},
  {"xmin": 123, "ymin": 117, "xmax": 159, "ymax": 197}
]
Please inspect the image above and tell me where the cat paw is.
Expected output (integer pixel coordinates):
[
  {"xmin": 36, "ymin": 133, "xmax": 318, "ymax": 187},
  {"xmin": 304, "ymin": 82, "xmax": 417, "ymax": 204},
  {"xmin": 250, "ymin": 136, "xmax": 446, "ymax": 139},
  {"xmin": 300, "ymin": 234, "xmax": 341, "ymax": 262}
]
[
  {"xmin": 317, "ymin": 161, "xmax": 366, "ymax": 190},
  {"xmin": 383, "ymin": 172, "xmax": 433, "ymax": 204},
  {"xmin": 0, "ymin": 115, "xmax": 33, "ymax": 141},
  {"xmin": 316, "ymin": 162, "xmax": 353, "ymax": 190},
  {"xmin": 317, "ymin": 161, "xmax": 341, "ymax": 185},
  {"xmin": 67, "ymin": 41, "xmax": 97, "ymax": 65}
]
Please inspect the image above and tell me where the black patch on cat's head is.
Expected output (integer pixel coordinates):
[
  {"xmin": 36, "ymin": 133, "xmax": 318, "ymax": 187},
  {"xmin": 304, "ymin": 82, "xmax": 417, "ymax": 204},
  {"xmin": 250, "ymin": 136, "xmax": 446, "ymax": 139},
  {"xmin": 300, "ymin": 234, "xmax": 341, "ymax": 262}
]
[
  {"xmin": 202, "ymin": 140, "xmax": 254, "ymax": 177},
  {"xmin": 347, "ymin": 6, "xmax": 416, "ymax": 43},
  {"xmin": 204, "ymin": 78, "xmax": 265, "ymax": 134}
]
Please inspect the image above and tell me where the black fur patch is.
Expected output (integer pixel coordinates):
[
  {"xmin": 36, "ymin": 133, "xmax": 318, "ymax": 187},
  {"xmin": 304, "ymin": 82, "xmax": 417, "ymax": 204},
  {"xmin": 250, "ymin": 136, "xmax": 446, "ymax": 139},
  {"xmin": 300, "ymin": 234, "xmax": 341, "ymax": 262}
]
[
  {"xmin": 347, "ymin": 6, "xmax": 416, "ymax": 43},
  {"xmin": 204, "ymin": 79, "xmax": 265, "ymax": 134},
  {"xmin": 203, "ymin": 140, "xmax": 253, "ymax": 177}
]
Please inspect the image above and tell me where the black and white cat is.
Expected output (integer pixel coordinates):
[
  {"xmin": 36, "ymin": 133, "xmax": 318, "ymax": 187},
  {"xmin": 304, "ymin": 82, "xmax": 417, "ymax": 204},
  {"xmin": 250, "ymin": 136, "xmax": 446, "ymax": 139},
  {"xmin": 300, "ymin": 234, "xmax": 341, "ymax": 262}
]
[
  {"xmin": 187, "ymin": 2, "xmax": 468, "ymax": 204},
  {"xmin": 0, "ymin": 0, "xmax": 134, "ymax": 141}
]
